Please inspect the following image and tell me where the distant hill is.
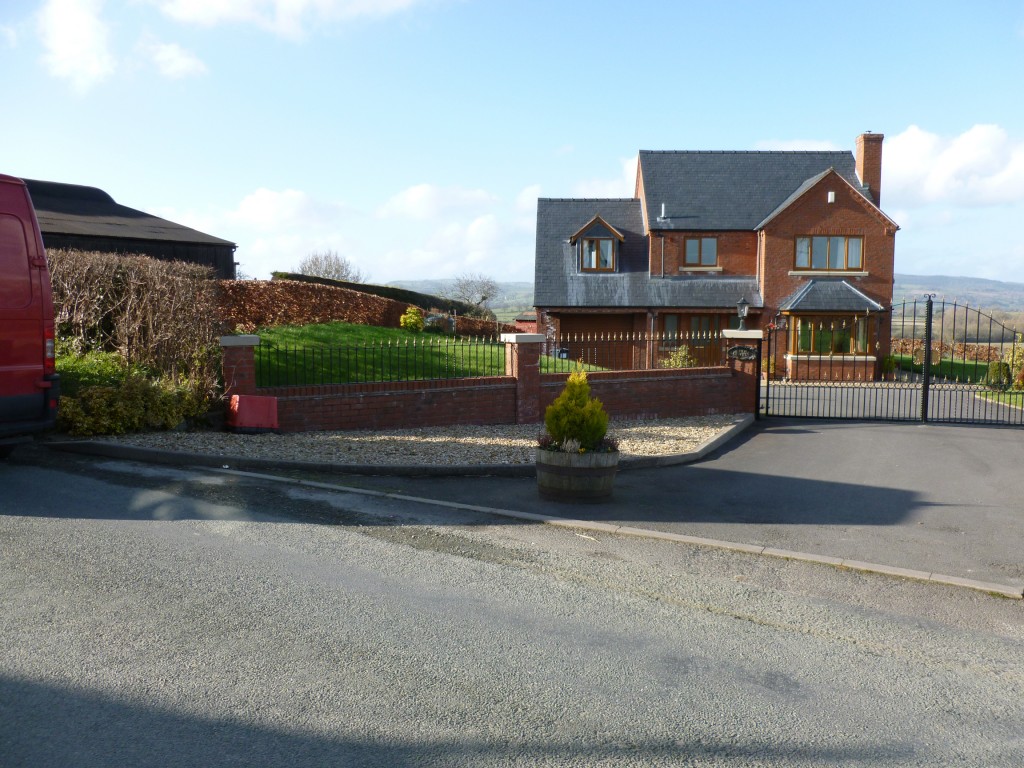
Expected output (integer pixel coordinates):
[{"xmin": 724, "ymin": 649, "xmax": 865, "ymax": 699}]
[
  {"xmin": 893, "ymin": 274, "xmax": 1024, "ymax": 311},
  {"xmin": 387, "ymin": 280, "xmax": 534, "ymax": 321}
]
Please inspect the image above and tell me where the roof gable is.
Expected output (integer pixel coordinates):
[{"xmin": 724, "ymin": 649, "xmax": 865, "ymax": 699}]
[
  {"xmin": 569, "ymin": 214, "xmax": 625, "ymax": 244},
  {"xmin": 638, "ymin": 150, "xmax": 871, "ymax": 231},
  {"xmin": 756, "ymin": 168, "xmax": 899, "ymax": 231}
]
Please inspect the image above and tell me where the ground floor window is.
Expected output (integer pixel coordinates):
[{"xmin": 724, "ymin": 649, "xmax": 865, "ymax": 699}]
[{"xmin": 791, "ymin": 315, "xmax": 871, "ymax": 355}]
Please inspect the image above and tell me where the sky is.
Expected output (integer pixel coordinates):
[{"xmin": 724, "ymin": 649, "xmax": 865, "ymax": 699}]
[{"xmin": 3, "ymin": 1, "xmax": 1024, "ymax": 286}]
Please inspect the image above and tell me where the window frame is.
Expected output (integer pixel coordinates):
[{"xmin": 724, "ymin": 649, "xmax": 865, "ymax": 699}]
[
  {"xmin": 793, "ymin": 235, "xmax": 864, "ymax": 272},
  {"xmin": 580, "ymin": 237, "xmax": 617, "ymax": 272},
  {"xmin": 683, "ymin": 237, "xmax": 718, "ymax": 267},
  {"xmin": 790, "ymin": 315, "xmax": 871, "ymax": 356}
]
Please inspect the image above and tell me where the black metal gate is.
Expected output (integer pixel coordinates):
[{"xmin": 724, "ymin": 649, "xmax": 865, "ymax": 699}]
[{"xmin": 762, "ymin": 296, "xmax": 1024, "ymax": 425}]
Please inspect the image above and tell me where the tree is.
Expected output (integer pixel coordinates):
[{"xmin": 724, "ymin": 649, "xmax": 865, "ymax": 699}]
[
  {"xmin": 447, "ymin": 272, "xmax": 500, "ymax": 318},
  {"xmin": 297, "ymin": 250, "xmax": 365, "ymax": 283}
]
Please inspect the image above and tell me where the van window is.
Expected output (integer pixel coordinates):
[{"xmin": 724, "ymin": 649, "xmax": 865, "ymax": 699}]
[{"xmin": 0, "ymin": 214, "xmax": 31, "ymax": 308}]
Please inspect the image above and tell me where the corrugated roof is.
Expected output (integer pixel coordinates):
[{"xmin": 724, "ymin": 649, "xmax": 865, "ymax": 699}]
[
  {"xmin": 535, "ymin": 198, "xmax": 762, "ymax": 309},
  {"xmin": 24, "ymin": 178, "xmax": 235, "ymax": 247},
  {"xmin": 639, "ymin": 150, "xmax": 870, "ymax": 231}
]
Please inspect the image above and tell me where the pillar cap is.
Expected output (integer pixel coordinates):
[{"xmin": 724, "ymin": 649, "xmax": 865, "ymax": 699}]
[
  {"xmin": 220, "ymin": 334, "xmax": 260, "ymax": 347},
  {"xmin": 500, "ymin": 333, "xmax": 545, "ymax": 343},
  {"xmin": 722, "ymin": 330, "xmax": 763, "ymax": 340}
]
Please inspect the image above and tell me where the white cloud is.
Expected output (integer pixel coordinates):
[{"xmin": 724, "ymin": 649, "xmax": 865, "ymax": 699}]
[
  {"xmin": 377, "ymin": 183, "xmax": 496, "ymax": 221},
  {"xmin": 572, "ymin": 155, "xmax": 638, "ymax": 198},
  {"xmin": 141, "ymin": 39, "xmax": 207, "ymax": 78},
  {"xmin": 1, "ymin": 25, "xmax": 17, "ymax": 48},
  {"xmin": 37, "ymin": 0, "xmax": 116, "ymax": 92},
  {"xmin": 885, "ymin": 124, "xmax": 1024, "ymax": 207},
  {"xmin": 157, "ymin": 0, "xmax": 428, "ymax": 38}
]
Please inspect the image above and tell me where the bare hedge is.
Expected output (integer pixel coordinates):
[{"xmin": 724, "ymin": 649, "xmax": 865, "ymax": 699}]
[{"xmin": 48, "ymin": 249, "xmax": 221, "ymax": 386}]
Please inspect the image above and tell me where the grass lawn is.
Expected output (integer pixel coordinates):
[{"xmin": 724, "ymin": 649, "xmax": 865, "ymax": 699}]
[
  {"xmin": 893, "ymin": 354, "xmax": 992, "ymax": 384},
  {"xmin": 253, "ymin": 322, "xmax": 601, "ymax": 386},
  {"xmin": 979, "ymin": 390, "xmax": 1024, "ymax": 408}
]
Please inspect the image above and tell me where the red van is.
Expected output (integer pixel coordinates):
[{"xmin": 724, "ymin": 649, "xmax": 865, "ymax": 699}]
[{"xmin": 0, "ymin": 174, "xmax": 59, "ymax": 456}]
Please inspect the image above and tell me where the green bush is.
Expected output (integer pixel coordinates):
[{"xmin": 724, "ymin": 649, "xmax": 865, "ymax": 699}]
[
  {"xmin": 400, "ymin": 306, "xmax": 425, "ymax": 333},
  {"xmin": 58, "ymin": 376, "xmax": 209, "ymax": 437},
  {"xmin": 543, "ymin": 364, "xmax": 609, "ymax": 451},
  {"xmin": 659, "ymin": 345, "xmax": 697, "ymax": 369},
  {"xmin": 986, "ymin": 360, "xmax": 1012, "ymax": 391},
  {"xmin": 57, "ymin": 349, "xmax": 147, "ymax": 396}
]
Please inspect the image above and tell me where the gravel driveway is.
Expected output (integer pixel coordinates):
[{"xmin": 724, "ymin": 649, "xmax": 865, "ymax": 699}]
[{"xmin": 93, "ymin": 414, "xmax": 746, "ymax": 467}]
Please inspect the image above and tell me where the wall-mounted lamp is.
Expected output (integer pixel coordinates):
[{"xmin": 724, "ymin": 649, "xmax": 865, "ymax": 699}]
[{"xmin": 736, "ymin": 297, "xmax": 750, "ymax": 331}]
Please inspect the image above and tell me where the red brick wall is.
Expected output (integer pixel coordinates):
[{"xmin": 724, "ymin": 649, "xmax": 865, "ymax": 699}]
[
  {"xmin": 648, "ymin": 231, "xmax": 758, "ymax": 276},
  {"xmin": 226, "ymin": 338, "xmax": 757, "ymax": 432},
  {"xmin": 759, "ymin": 170, "xmax": 895, "ymax": 355}
]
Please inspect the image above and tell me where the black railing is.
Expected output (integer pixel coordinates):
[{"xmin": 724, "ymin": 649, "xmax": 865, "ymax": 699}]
[
  {"xmin": 545, "ymin": 332, "xmax": 725, "ymax": 373},
  {"xmin": 255, "ymin": 336, "xmax": 504, "ymax": 387}
]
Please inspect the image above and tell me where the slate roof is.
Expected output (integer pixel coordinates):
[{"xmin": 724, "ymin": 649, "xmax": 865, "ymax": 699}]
[
  {"xmin": 534, "ymin": 198, "xmax": 762, "ymax": 309},
  {"xmin": 638, "ymin": 150, "xmax": 870, "ymax": 231},
  {"xmin": 24, "ymin": 179, "xmax": 235, "ymax": 247},
  {"xmin": 779, "ymin": 280, "xmax": 886, "ymax": 313}
]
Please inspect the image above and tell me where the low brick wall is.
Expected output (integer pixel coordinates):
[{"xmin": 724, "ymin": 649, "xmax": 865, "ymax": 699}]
[
  {"xmin": 261, "ymin": 377, "xmax": 517, "ymax": 433},
  {"xmin": 222, "ymin": 334, "xmax": 758, "ymax": 433}
]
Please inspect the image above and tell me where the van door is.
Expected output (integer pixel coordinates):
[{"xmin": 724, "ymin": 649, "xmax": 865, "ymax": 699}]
[{"xmin": 0, "ymin": 210, "xmax": 44, "ymax": 424}]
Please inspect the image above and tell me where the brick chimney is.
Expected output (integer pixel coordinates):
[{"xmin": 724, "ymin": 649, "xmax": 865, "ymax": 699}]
[{"xmin": 855, "ymin": 132, "xmax": 884, "ymax": 206}]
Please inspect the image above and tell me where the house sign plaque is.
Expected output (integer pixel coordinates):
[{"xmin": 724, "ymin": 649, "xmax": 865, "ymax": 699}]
[{"xmin": 727, "ymin": 345, "xmax": 758, "ymax": 361}]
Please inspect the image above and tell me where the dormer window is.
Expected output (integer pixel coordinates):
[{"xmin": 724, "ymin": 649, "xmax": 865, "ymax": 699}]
[
  {"xmin": 569, "ymin": 214, "xmax": 625, "ymax": 274},
  {"xmin": 582, "ymin": 238, "xmax": 616, "ymax": 271}
]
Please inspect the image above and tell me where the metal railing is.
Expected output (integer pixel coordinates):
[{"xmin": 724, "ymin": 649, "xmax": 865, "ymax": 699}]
[
  {"xmin": 254, "ymin": 336, "xmax": 505, "ymax": 387},
  {"xmin": 545, "ymin": 331, "xmax": 724, "ymax": 373}
]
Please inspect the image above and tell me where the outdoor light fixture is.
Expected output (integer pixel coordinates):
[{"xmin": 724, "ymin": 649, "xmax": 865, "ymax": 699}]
[{"xmin": 736, "ymin": 297, "xmax": 749, "ymax": 331}]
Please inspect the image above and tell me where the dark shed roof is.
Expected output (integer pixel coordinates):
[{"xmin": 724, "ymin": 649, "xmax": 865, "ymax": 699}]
[
  {"xmin": 535, "ymin": 198, "xmax": 761, "ymax": 309},
  {"xmin": 25, "ymin": 179, "xmax": 235, "ymax": 246},
  {"xmin": 639, "ymin": 151, "xmax": 871, "ymax": 231}
]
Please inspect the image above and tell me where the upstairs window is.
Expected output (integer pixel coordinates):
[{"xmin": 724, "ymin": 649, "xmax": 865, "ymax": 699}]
[
  {"xmin": 684, "ymin": 237, "xmax": 718, "ymax": 267},
  {"xmin": 582, "ymin": 238, "xmax": 616, "ymax": 271},
  {"xmin": 795, "ymin": 236, "xmax": 863, "ymax": 271}
]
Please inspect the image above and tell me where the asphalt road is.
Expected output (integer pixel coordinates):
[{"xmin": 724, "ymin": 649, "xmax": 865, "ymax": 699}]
[
  {"xmin": 2, "ymin": 451, "xmax": 1022, "ymax": 767},
  {"xmin": 343, "ymin": 419, "xmax": 1024, "ymax": 592}
]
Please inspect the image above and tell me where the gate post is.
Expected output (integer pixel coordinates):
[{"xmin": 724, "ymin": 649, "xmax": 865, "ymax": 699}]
[
  {"xmin": 722, "ymin": 329, "xmax": 763, "ymax": 420},
  {"xmin": 920, "ymin": 295, "xmax": 934, "ymax": 423}
]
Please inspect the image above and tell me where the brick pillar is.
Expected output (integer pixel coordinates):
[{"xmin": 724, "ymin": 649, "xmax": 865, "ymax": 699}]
[
  {"xmin": 501, "ymin": 333, "xmax": 545, "ymax": 424},
  {"xmin": 220, "ymin": 335, "xmax": 260, "ymax": 398},
  {"xmin": 722, "ymin": 329, "xmax": 763, "ymax": 418}
]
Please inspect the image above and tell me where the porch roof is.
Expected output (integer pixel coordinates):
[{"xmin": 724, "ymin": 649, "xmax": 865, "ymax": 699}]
[{"xmin": 779, "ymin": 279, "xmax": 886, "ymax": 313}]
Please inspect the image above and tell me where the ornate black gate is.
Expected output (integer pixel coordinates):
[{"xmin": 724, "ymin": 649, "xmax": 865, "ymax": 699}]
[{"xmin": 762, "ymin": 297, "xmax": 1024, "ymax": 425}]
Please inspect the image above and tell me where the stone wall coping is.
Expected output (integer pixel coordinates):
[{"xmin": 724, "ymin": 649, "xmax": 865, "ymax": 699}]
[
  {"xmin": 220, "ymin": 334, "xmax": 261, "ymax": 347},
  {"xmin": 722, "ymin": 330, "xmax": 763, "ymax": 340},
  {"xmin": 500, "ymin": 333, "xmax": 546, "ymax": 343}
]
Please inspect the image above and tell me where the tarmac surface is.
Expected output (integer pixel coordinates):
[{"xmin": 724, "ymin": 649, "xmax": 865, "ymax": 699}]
[{"xmin": 51, "ymin": 418, "xmax": 1024, "ymax": 598}]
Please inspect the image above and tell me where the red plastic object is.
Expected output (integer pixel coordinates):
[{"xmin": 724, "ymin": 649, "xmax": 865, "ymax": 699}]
[{"xmin": 228, "ymin": 395, "xmax": 279, "ymax": 433}]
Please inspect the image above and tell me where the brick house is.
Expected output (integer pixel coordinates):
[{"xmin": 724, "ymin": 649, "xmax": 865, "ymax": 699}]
[{"xmin": 534, "ymin": 133, "xmax": 899, "ymax": 378}]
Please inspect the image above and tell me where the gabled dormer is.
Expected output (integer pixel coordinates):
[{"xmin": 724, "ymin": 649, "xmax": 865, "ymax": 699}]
[{"xmin": 569, "ymin": 214, "xmax": 625, "ymax": 273}]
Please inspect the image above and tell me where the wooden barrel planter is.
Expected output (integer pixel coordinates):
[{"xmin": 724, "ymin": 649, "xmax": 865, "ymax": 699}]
[{"xmin": 535, "ymin": 449, "xmax": 620, "ymax": 502}]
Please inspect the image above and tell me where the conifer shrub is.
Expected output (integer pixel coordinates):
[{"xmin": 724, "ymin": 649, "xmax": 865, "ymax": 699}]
[
  {"xmin": 541, "ymin": 364, "xmax": 614, "ymax": 453},
  {"xmin": 986, "ymin": 360, "xmax": 1012, "ymax": 391},
  {"xmin": 400, "ymin": 306, "xmax": 425, "ymax": 333}
]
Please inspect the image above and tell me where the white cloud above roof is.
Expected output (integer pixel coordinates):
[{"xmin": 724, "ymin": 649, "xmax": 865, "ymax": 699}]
[
  {"xmin": 377, "ymin": 183, "xmax": 496, "ymax": 221},
  {"xmin": 156, "ymin": 0, "xmax": 429, "ymax": 38},
  {"xmin": 141, "ymin": 38, "xmax": 207, "ymax": 78},
  {"xmin": 37, "ymin": 0, "xmax": 116, "ymax": 92},
  {"xmin": 885, "ymin": 124, "xmax": 1024, "ymax": 207}
]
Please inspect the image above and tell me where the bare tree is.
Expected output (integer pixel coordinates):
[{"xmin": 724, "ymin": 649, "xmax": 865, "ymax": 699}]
[
  {"xmin": 297, "ymin": 250, "xmax": 365, "ymax": 283},
  {"xmin": 448, "ymin": 272, "xmax": 500, "ymax": 317}
]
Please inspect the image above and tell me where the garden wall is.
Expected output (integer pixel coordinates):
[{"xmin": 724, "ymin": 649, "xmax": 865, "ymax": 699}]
[{"xmin": 222, "ymin": 334, "xmax": 758, "ymax": 433}]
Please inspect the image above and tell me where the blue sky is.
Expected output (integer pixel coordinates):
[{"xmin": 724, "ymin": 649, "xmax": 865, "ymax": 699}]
[{"xmin": 4, "ymin": 1, "xmax": 1024, "ymax": 286}]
